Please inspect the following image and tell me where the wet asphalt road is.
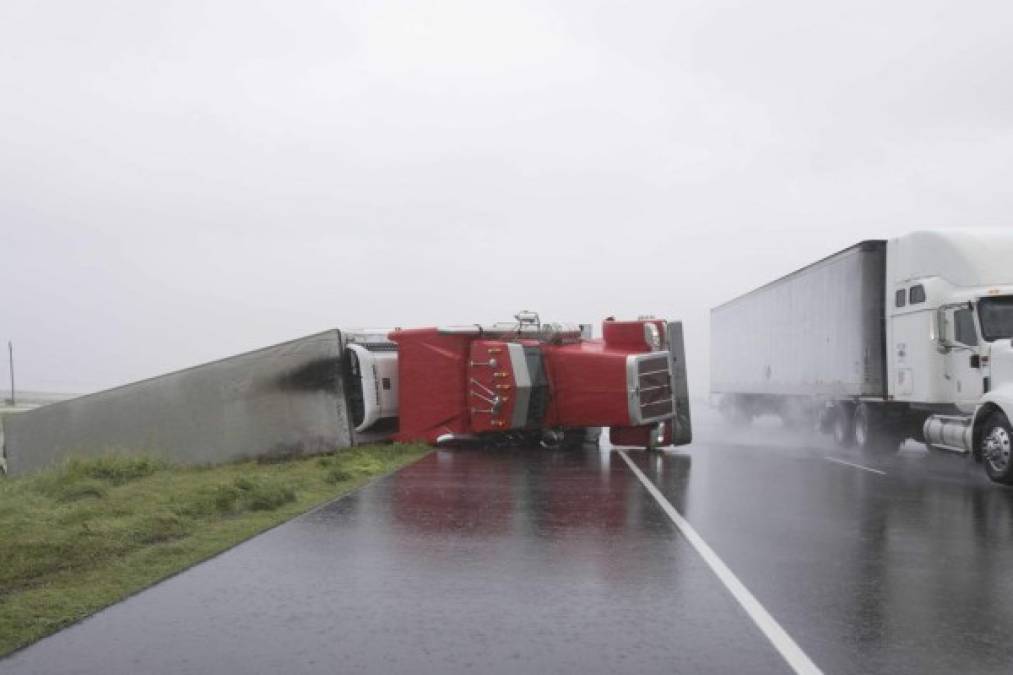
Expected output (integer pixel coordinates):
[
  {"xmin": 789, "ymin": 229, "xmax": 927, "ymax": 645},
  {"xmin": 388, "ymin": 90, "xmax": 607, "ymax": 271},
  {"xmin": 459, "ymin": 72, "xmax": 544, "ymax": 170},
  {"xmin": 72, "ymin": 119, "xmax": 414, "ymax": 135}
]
[{"xmin": 6, "ymin": 413, "xmax": 1013, "ymax": 674}]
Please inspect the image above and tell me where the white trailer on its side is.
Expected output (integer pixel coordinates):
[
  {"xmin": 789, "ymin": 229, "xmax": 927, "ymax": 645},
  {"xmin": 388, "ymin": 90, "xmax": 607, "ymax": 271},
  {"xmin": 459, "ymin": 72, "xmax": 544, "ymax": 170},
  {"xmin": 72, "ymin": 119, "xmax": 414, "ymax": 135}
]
[{"xmin": 711, "ymin": 230, "xmax": 1013, "ymax": 485}]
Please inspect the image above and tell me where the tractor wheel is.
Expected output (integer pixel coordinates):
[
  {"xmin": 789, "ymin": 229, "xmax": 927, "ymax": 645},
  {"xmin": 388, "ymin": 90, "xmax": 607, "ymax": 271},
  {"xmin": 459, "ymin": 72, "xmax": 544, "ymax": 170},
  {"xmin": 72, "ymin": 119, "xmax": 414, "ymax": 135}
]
[
  {"xmin": 980, "ymin": 412, "xmax": 1013, "ymax": 485},
  {"xmin": 854, "ymin": 403, "xmax": 902, "ymax": 452},
  {"xmin": 833, "ymin": 403, "xmax": 855, "ymax": 447}
]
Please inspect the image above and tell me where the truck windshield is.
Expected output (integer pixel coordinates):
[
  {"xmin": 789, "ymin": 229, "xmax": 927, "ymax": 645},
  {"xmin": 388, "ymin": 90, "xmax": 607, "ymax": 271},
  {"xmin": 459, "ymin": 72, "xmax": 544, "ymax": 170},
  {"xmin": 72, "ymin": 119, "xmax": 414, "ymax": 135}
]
[{"xmin": 978, "ymin": 296, "xmax": 1013, "ymax": 341}]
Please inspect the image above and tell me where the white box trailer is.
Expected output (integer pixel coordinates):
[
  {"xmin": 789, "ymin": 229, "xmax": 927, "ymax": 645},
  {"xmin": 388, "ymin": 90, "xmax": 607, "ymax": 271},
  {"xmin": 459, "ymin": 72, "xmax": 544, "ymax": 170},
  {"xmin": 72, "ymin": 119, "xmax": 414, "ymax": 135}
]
[
  {"xmin": 1, "ymin": 329, "xmax": 396, "ymax": 476},
  {"xmin": 711, "ymin": 241, "xmax": 886, "ymax": 400},
  {"xmin": 711, "ymin": 230, "xmax": 1013, "ymax": 485}
]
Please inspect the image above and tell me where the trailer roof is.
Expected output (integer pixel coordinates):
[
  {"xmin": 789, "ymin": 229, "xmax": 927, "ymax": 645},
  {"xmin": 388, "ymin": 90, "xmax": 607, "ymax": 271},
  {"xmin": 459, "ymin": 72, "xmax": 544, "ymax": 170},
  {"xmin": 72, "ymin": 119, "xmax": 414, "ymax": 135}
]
[
  {"xmin": 711, "ymin": 239, "xmax": 886, "ymax": 311},
  {"xmin": 20, "ymin": 329, "xmax": 344, "ymax": 412}
]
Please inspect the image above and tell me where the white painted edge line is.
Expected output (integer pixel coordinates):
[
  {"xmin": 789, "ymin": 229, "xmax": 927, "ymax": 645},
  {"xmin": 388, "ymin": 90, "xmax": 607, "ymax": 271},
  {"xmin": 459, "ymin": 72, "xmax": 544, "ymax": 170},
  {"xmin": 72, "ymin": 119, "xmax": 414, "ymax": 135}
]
[
  {"xmin": 617, "ymin": 450, "xmax": 823, "ymax": 675},
  {"xmin": 824, "ymin": 456, "xmax": 886, "ymax": 476}
]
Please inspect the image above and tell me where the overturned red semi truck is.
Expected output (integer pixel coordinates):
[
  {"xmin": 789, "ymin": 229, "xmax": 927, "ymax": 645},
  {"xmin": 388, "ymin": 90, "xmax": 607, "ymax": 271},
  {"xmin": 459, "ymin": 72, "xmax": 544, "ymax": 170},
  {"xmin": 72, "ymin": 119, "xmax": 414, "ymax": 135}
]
[
  {"xmin": 2, "ymin": 312, "xmax": 692, "ymax": 475},
  {"xmin": 345, "ymin": 312, "xmax": 692, "ymax": 450}
]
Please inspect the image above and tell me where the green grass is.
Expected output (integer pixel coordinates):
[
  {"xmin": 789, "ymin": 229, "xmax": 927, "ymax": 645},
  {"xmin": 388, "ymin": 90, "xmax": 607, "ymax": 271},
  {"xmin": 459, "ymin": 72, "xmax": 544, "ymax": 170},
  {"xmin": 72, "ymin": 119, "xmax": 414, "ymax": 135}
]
[{"xmin": 0, "ymin": 444, "xmax": 430, "ymax": 657}]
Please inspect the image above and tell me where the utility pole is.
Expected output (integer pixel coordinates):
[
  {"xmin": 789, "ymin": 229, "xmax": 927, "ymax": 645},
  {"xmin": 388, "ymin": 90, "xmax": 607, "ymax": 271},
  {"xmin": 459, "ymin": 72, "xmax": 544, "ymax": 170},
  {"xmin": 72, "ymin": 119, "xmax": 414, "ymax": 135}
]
[{"xmin": 7, "ymin": 341, "xmax": 14, "ymax": 407}]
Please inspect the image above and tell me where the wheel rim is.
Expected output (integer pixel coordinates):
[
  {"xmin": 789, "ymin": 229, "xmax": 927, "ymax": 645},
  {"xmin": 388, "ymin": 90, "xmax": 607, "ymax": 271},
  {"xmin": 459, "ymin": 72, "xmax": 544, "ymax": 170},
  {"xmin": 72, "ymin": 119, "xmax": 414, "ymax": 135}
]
[
  {"xmin": 855, "ymin": 410, "xmax": 867, "ymax": 446},
  {"xmin": 983, "ymin": 426, "xmax": 1012, "ymax": 474}
]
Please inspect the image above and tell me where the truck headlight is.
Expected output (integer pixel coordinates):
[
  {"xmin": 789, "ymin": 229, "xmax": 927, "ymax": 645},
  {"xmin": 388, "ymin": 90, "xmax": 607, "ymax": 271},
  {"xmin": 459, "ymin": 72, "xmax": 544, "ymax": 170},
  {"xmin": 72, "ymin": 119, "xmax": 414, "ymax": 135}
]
[{"xmin": 644, "ymin": 323, "xmax": 661, "ymax": 351}]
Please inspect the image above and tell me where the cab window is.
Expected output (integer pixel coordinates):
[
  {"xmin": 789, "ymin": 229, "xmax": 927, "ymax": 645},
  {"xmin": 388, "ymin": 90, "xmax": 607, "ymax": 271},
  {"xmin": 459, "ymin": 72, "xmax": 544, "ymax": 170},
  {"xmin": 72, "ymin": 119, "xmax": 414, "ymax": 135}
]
[
  {"xmin": 953, "ymin": 308, "xmax": 978, "ymax": 346},
  {"xmin": 895, "ymin": 289, "xmax": 906, "ymax": 307},
  {"xmin": 909, "ymin": 284, "xmax": 926, "ymax": 304},
  {"xmin": 979, "ymin": 296, "xmax": 1013, "ymax": 341}
]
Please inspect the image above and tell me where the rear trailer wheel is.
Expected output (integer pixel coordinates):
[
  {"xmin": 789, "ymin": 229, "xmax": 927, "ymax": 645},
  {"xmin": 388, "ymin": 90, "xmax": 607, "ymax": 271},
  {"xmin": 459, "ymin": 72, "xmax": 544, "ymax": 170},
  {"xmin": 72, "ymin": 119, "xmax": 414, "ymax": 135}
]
[
  {"xmin": 833, "ymin": 404, "xmax": 855, "ymax": 447},
  {"xmin": 719, "ymin": 395, "xmax": 753, "ymax": 425},
  {"xmin": 980, "ymin": 412, "xmax": 1013, "ymax": 485},
  {"xmin": 854, "ymin": 403, "xmax": 901, "ymax": 452},
  {"xmin": 817, "ymin": 405, "xmax": 835, "ymax": 434}
]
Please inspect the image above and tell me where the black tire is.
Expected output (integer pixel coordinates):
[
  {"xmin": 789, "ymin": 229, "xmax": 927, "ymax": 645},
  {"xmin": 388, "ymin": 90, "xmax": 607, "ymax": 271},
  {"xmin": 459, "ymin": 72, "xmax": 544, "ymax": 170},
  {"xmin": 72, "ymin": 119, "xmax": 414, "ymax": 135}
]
[
  {"xmin": 561, "ymin": 429, "xmax": 588, "ymax": 451},
  {"xmin": 541, "ymin": 429, "xmax": 587, "ymax": 451},
  {"xmin": 854, "ymin": 403, "xmax": 902, "ymax": 452},
  {"xmin": 719, "ymin": 396, "xmax": 753, "ymax": 425},
  {"xmin": 833, "ymin": 403, "xmax": 855, "ymax": 447},
  {"xmin": 817, "ymin": 405, "xmax": 835, "ymax": 434},
  {"xmin": 980, "ymin": 412, "xmax": 1013, "ymax": 485},
  {"xmin": 909, "ymin": 418, "xmax": 927, "ymax": 445}
]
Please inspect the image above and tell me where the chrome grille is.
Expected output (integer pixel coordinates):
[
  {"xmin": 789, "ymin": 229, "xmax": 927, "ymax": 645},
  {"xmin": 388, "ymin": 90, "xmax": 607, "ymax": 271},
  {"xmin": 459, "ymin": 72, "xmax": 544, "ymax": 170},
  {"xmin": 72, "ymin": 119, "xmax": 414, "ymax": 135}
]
[{"xmin": 628, "ymin": 354, "xmax": 675, "ymax": 424}]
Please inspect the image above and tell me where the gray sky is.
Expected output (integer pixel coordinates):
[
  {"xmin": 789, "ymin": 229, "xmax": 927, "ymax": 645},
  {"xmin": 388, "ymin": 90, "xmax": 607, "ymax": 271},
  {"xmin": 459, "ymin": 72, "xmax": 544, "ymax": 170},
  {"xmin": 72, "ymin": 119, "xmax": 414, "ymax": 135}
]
[{"xmin": 2, "ymin": 0, "xmax": 1012, "ymax": 396}]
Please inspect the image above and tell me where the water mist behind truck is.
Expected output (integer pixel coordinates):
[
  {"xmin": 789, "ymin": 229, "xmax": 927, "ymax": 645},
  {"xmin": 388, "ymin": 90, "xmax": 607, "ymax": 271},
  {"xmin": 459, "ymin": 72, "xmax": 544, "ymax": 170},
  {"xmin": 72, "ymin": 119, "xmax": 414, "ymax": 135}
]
[{"xmin": 710, "ymin": 230, "xmax": 1013, "ymax": 485}]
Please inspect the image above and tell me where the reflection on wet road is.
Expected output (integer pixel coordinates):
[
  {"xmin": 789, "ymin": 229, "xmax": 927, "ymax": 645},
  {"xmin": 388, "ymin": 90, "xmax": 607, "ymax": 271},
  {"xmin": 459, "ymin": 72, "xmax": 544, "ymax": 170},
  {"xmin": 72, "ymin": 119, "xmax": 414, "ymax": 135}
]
[
  {"xmin": 6, "ymin": 414, "xmax": 1013, "ymax": 674},
  {"xmin": 623, "ymin": 417, "xmax": 1013, "ymax": 675}
]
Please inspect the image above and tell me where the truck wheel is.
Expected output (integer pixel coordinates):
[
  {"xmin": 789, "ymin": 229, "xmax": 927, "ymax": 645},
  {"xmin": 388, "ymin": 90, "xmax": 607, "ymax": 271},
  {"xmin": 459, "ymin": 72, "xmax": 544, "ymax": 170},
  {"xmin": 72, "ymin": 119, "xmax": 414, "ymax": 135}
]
[
  {"xmin": 833, "ymin": 404, "xmax": 855, "ymax": 446},
  {"xmin": 561, "ymin": 429, "xmax": 587, "ymax": 451},
  {"xmin": 817, "ymin": 405, "xmax": 835, "ymax": 433},
  {"xmin": 719, "ymin": 396, "xmax": 752, "ymax": 425},
  {"xmin": 980, "ymin": 412, "xmax": 1013, "ymax": 485},
  {"xmin": 854, "ymin": 403, "xmax": 901, "ymax": 452},
  {"xmin": 540, "ymin": 429, "xmax": 565, "ymax": 450}
]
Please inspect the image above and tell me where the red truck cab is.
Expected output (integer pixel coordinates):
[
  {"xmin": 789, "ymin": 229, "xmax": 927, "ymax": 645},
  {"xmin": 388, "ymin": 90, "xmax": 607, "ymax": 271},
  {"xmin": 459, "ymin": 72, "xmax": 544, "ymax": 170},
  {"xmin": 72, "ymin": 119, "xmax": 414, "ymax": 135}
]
[{"xmin": 386, "ymin": 314, "xmax": 689, "ymax": 449}]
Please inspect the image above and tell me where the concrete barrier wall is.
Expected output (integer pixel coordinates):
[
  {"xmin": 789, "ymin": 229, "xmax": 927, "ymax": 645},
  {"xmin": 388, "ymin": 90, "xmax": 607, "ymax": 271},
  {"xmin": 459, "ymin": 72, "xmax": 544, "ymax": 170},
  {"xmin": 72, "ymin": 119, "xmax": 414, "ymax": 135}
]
[{"xmin": 2, "ymin": 330, "xmax": 353, "ymax": 475}]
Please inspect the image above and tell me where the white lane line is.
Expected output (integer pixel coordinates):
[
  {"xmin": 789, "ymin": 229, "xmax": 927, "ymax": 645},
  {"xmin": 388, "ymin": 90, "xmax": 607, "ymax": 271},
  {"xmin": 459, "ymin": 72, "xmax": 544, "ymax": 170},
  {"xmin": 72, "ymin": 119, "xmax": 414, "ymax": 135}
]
[
  {"xmin": 617, "ymin": 450, "xmax": 823, "ymax": 675},
  {"xmin": 824, "ymin": 456, "xmax": 886, "ymax": 475}
]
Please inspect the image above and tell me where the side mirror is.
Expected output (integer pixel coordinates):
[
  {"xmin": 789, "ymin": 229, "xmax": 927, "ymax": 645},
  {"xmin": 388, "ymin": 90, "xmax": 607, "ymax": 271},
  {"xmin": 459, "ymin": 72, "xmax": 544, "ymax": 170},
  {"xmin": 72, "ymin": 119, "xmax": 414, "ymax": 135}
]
[{"xmin": 935, "ymin": 308, "xmax": 951, "ymax": 354}]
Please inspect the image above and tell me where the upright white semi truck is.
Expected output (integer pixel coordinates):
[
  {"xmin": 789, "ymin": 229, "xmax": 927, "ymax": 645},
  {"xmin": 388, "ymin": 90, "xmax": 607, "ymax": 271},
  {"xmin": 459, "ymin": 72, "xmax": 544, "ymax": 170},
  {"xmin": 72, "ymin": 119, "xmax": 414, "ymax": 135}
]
[{"xmin": 711, "ymin": 230, "xmax": 1013, "ymax": 484}]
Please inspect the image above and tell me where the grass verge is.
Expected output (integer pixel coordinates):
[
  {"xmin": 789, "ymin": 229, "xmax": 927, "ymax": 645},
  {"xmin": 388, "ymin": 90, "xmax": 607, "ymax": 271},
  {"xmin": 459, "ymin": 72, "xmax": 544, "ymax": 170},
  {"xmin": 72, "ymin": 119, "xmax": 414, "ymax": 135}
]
[{"xmin": 0, "ymin": 443, "xmax": 430, "ymax": 657}]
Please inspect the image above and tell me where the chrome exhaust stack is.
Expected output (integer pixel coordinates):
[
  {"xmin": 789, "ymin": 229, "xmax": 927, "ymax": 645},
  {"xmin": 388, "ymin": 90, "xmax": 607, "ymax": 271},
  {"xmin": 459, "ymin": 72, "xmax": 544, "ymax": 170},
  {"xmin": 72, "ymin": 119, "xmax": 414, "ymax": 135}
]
[{"xmin": 437, "ymin": 311, "xmax": 582, "ymax": 345}]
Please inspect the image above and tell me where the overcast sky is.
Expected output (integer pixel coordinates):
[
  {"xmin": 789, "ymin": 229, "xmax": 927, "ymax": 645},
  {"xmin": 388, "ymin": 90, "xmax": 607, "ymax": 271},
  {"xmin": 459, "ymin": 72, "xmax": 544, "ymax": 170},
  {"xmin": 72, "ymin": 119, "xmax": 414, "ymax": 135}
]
[{"xmin": 2, "ymin": 0, "xmax": 1012, "ymax": 396}]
